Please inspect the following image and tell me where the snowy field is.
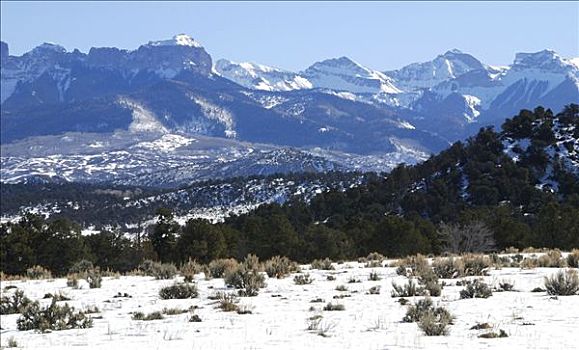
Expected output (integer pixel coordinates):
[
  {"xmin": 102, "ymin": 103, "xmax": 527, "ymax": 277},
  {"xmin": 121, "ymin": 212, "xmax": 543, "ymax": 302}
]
[{"xmin": 1, "ymin": 259, "xmax": 578, "ymax": 350}]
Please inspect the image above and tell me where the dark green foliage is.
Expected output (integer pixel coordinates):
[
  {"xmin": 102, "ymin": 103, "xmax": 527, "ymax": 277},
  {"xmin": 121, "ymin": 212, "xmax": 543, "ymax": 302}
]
[
  {"xmin": 159, "ymin": 283, "xmax": 198, "ymax": 299},
  {"xmin": 16, "ymin": 298, "xmax": 93, "ymax": 331},
  {"xmin": 1, "ymin": 106, "xmax": 577, "ymax": 275},
  {"xmin": 1, "ymin": 290, "xmax": 32, "ymax": 315}
]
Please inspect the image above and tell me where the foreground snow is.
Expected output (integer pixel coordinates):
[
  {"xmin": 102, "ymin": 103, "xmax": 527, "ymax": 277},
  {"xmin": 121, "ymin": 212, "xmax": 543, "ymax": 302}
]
[{"xmin": 1, "ymin": 261, "xmax": 578, "ymax": 349}]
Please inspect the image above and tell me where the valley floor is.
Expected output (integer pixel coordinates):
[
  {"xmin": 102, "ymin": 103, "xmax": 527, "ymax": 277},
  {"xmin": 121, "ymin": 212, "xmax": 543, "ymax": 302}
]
[{"xmin": 1, "ymin": 259, "xmax": 578, "ymax": 349}]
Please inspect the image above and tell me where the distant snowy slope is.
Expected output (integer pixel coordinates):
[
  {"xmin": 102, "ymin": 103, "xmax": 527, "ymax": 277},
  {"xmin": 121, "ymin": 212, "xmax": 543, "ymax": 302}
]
[
  {"xmin": 302, "ymin": 56, "xmax": 401, "ymax": 94},
  {"xmin": 215, "ymin": 59, "xmax": 312, "ymax": 91}
]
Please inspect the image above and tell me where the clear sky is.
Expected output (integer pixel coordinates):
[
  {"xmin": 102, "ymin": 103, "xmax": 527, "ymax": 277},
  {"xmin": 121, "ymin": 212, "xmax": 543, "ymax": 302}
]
[{"xmin": 1, "ymin": 1, "xmax": 578, "ymax": 71}]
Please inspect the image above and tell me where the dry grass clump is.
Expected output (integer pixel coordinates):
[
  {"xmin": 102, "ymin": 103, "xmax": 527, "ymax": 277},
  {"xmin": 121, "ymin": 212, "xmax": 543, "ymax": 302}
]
[
  {"xmin": 544, "ymin": 270, "xmax": 579, "ymax": 296},
  {"xmin": 264, "ymin": 256, "xmax": 300, "ymax": 278},
  {"xmin": 432, "ymin": 257, "xmax": 464, "ymax": 279},
  {"xmin": 86, "ymin": 268, "xmax": 102, "ymax": 289},
  {"xmin": 25, "ymin": 265, "xmax": 52, "ymax": 280},
  {"xmin": 181, "ymin": 258, "xmax": 204, "ymax": 282},
  {"xmin": 567, "ymin": 249, "xmax": 579, "ymax": 268},
  {"xmin": 311, "ymin": 258, "xmax": 334, "ymax": 270},
  {"xmin": 217, "ymin": 292, "xmax": 240, "ymax": 312},
  {"xmin": 208, "ymin": 258, "xmax": 239, "ymax": 278},
  {"xmin": 537, "ymin": 250, "xmax": 566, "ymax": 268},
  {"xmin": 394, "ymin": 254, "xmax": 429, "ymax": 277},
  {"xmin": 139, "ymin": 260, "xmax": 178, "ymax": 280},
  {"xmin": 460, "ymin": 254, "xmax": 491, "ymax": 276}
]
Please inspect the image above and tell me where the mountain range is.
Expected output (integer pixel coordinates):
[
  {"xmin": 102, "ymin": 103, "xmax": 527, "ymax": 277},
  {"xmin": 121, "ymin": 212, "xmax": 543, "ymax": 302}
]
[{"xmin": 1, "ymin": 34, "xmax": 577, "ymax": 187}]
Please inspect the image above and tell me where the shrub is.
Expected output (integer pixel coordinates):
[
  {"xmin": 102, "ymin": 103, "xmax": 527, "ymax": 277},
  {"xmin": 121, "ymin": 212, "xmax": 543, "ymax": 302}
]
[
  {"xmin": 181, "ymin": 258, "xmax": 204, "ymax": 283},
  {"xmin": 69, "ymin": 260, "xmax": 94, "ymax": 274},
  {"xmin": 132, "ymin": 311, "xmax": 164, "ymax": 321},
  {"xmin": 391, "ymin": 279, "xmax": 421, "ymax": 297},
  {"xmin": 311, "ymin": 258, "xmax": 334, "ymax": 270},
  {"xmin": 1, "ymin": 290, "xmax": 32, "ymax": 315},
  {"xmin": 335, "ymin": 285, "xmax": 348, "ymax": 292},
  {"xmin": 139, "ymin": 260, "xmax": 177, "ymax": 280},
  {"xmin": 208, "ymin": 258, "xmax": 239, "ymax": 278},
  {"xmin": 326, "ymin": 275, "xmax": 336, "ymax": 281},
  {"xmin": 17, "ymin": 298, "xmax": 92, "ymax": 331},
  {"xmin": 224, "ymin": 255, "xmax": 266, "ymax": 296},
  {"xmin": 217, "ymin": 293, "xmax": 239, "ymax": 312},
  {"xmin": 432, "ymin": 257, "xmax": 464, "ymax": 279},
  {"xmin": 402, "ymin": 297, "xmax": 452, "ymax": 326},
  {"xmin": 237, "ymin": 305, "xmax": 253, "ymax": 315},
  {"xmin": 366, "ymin": 252, "xmax": 386, "ymax": 262},
  {"xmin": 189, "ymin": 314, "xmax": 202, "ymax": 322},
  {"xmin": 566, "ymin": 249, "xmax": 579, "ymax": 268},
  {"xmin": 294, "ymin": 273, "xmax": 313, "ymax": 285},
  {"xmin": 162, "ymin": 307, "xmax": 188, "ymax": 315},
  {"xmin": 347, "ymin": 276, "xmax": 361, "ymax": 283},
  {"xmin": 394, "ymin": 255, "xmax": 429, "ymax": 277},
  {"xmin": 368, "ymin": 286, "xmax": 381, "ymax": 295},
  {"xmin": 159, "ymin": 283, "xmax": 198, "ymax": 299},
  {"xmin": 7, "ymin": 337, "xmax": 18, "ymax": 347},
  {"xmin": 66, "ymin": 273, "xmax": 80, "ymax": 289},
  {"xmin": 459, "ymin": 279, "xmax": 493, "ymax": 299},
  {"xmin": 544, "ymin": 270, "xmax": 579, "ymax": 296},
  {"xmin": 264, "ymin": 256, "xmax": 299, "ymax": 278},
  {"xmin": 418, "ymin": 309, "xmax": 451, "ymax": 336},
  {"xmin": 537, "ymin": 250, "xmax": 566, "ymax": 267},
  {"xmin": 87, "ymin": 268, "xmax": 102, "ymax": 289},
  {"xmin": 42, "ymin": 292, "xmax": 70, "ymax": 301},
  {"xmin": 26, "ymin": 266, "xmax": 52, "ymax": 280},
  {"xmin": 520, "ymin": 257, "xmax": 538, "ymax": 269},
  {"xmin": 460, "ymin": 254, "xmax": 491, "ymax": 276},
  {"xmin": 498, "ymin": 280, "xmax": 515, "ymax": 292},
  {"xmin": 323, "ymin": 302, "xmax": 345, "ymax": 311},
  {"xmin": 531, "ymin": 287, "xmax": 546, "ymax": 293},
  {"xmin": 306, "ymin": 314, "xmax": 323, "ymax": 331},
  {"xmin": 368, "ymin": 271, "xmax": 381, "ymax": 281},
  {"xmin": 479, "ymin": 330, "xmax": 508, "ymax": 338}
]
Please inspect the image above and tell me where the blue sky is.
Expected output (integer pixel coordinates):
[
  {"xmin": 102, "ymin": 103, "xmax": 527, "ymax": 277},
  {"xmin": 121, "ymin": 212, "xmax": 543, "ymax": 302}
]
[{"xmin": 1, "ymin": 1, "xmax": 578, "ymax": 71}]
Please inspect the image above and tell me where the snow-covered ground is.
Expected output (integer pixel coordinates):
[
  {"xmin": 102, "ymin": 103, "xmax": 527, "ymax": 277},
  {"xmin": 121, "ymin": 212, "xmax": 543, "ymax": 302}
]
[{"xmin": 1, "ymin": 260, "xmax": 578, "ymax": 349}]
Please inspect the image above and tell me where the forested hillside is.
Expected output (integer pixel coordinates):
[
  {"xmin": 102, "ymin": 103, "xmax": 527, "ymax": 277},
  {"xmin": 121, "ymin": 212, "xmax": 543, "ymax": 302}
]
[{"xmin": 1, "ymin": 105, "xmax": 577, "ymax": 275}]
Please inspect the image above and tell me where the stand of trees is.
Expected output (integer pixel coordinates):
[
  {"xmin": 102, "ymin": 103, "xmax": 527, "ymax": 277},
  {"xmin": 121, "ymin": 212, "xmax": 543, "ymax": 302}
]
[{"xmin": 1, "ymin": 105, "xmax": 578, "ymax": 275}]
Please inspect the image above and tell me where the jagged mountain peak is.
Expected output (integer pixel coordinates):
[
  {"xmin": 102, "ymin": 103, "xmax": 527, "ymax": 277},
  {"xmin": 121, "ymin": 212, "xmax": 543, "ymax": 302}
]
[
  {"xmin": 145, "ymin": 34, "xmax": 203, "ymax": 48},
  {"xmin": 303, "ymin": 56, "xmax": 401, "ymax": 94},
  {"xmin": 512, "ymin": 49, "xmax": 575, "ymax": 73}
]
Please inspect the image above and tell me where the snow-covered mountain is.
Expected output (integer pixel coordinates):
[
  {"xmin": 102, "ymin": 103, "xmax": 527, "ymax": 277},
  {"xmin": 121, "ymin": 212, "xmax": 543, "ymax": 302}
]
[
  {"xmin": 414, "ymin": 49, "xmax": 579, "ymax": 134},
  {"xmin": 301, "ymin": 56, "xmax": 401, "ymax": 94},
  {"xmin": 1, "ymin": 34, "xmax": 577, "ymax": 188},
  {"xmin": 214, "ymin": 59, "xmax": 312, "ymax": 91},
  {"xmin": 385, "ymin": 49, "xmax": 487, "ymax": 91}
]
